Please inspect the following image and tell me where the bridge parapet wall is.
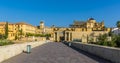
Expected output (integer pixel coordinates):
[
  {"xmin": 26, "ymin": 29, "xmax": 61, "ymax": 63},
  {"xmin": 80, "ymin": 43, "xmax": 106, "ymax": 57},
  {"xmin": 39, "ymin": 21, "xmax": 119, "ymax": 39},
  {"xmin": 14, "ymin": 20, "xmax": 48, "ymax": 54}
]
[
  {"xmin": 71, "ymin": 42, "xmax": 120, "ymax": 63},
  {"xmin": 0, "ymin": 41, "xmax": 46, "ymax": 63}
]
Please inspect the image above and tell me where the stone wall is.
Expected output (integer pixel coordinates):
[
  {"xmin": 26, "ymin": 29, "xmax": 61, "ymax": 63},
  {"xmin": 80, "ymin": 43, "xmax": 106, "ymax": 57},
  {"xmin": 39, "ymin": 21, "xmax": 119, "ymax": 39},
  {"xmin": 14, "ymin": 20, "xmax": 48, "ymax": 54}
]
[
  {"xmin": 20, "ymin": 37, "xmax": 46, "ymax": 41},
  {"xmin": 71, "ymin": 31, "xmax": 108, "ymax": 43},
  {"xmin": 0, "ymin": 41, "xmax": 46, "ymax": 63},
  {"xmin": 71, "ymin": 42, "xmax": 120, "ymax": 63}
]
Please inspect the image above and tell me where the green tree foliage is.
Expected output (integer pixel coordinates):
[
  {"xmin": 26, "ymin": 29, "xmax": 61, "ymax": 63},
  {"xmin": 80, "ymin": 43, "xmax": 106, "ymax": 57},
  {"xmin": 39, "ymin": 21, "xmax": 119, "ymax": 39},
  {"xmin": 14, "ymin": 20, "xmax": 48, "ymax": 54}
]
[
  {"xmin": 108, "ymin": 30, "xmax": 113, "ymax": 36},
  {"xmin": 107, "ymin": 35, "xmax": 117, "ymax": 47},
  {"xmin": 19, "ymin": 29, "xmax": 23, "ymax": 35},
  {"xmin": 45, "ymin": 34, "xmax": 51, "ymax": 37},
  {"xmin": 0, "ymin": 40, "xmax": 14, "ymax": 46},
  {"xmin": 5, "ymin": 22, "xmax": 8, "ymax": 39},
  {"xmin": 97, "ymin": 33, "xmax": 117, "ymax": 47},
  {"xmin": 91, "ymin": 21, "xmax": 120, "ymax": 47},
  {"xmin": 96, "ymin": 33, "xmax": 120, "ymax": 47},
  {"xmin": 0, "ymin": 34, "xmax": 5, "ymax": 39},
  {"xmin": 97, "ymin": 34, "xmax": 108, "ymax": 45},
  {"xmin": 26, "ymin": 33, "xmax": 35, "ymax": 37},
  {"xmin": 88, "ymin": 38, "xmax": 94, "ymax": 43},
  {"xmin": 115, "ymin": 35, "xmax": 120, "ymax": 47},
  {"xmin": 26, "ymin": 33, "xmax": 51, "ymax": 37},
  {"xmin": 18, "ymin": 29, "xmax": 24, "ymax": 39},
  {"xmin": 116, "ymin": 21, "xmax": 120, "ymax": 28},
  {"xmin": 15, "ymin": 35, "xmax": 18, "ymax": 40}
]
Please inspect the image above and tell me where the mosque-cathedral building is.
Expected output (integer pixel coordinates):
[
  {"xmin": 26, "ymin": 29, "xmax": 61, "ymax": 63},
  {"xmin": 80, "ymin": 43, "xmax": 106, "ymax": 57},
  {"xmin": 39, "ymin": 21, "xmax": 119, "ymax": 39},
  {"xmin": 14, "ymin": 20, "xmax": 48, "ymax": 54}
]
[
  {"xmin": 0, "ymin": 18, "xmax": 111, "ymax": 43},
  {"xmin": 53, "ymin": 18, "xmax": 110, "ymax": 43}
]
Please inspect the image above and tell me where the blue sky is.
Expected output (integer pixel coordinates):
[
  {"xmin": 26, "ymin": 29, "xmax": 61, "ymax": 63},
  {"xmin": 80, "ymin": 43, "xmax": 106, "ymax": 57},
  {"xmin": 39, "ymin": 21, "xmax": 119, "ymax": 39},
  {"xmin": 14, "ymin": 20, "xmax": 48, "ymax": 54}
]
[{"xmin": 0, "ymin": 0, "xmax": 120, "ymax": 27}]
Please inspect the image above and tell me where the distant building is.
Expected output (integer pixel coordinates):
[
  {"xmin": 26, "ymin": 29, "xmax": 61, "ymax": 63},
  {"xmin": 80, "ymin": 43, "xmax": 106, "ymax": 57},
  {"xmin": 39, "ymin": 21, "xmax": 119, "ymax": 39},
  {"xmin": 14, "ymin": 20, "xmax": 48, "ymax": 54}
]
[
  {"xmin": 0, "ymin": 18, "xmax": 111, "ymax": 42},
  {"xmin": 0, "ymin": 22, "xmax": 36, "ymax": 40},
  {"xmin": 112, "ymin": 27, "xmax": 120, "ymax": 35},
  {"xmin": 36, "ymin": 21, "xmax": 53, "ymax": 35},
  {"xmin": 53, "ymin": 18, "xmax": 111, "ymax": 43},
  {"xmin": 69, "ymin": 18, "xmax": 105, "ymax": 30},
  {"xmin": 0, "ymin": 22, "xmax": 16, "ymax": 40},
  {"xmin": 15, "ymin": 22, "xmax": 36, "ymax": 37}
]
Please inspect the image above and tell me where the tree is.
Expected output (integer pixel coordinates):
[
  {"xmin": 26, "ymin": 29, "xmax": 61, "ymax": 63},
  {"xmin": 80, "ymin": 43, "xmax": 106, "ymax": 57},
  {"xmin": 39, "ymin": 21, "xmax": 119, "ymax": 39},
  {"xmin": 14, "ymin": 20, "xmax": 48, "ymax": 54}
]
[
  {"xmin": 96, "ymin": 33, "xmax": 118, "ymax": 47},
  {"xmin": 115, "ymin": 35, "xmax": 120, "ymax": 47},
  {"xmin": 107, "ymin": 35, "xmax": 117, "ymax": 47},
  {"xmin": 116, "ymin": 21, "xmax": 120, "ymax": 28},
  {"xmin": 108, "ymin": 30, "xmax": 113, "ymax": 36},
  {"xmin": 97, "ymin": 34, "xmax": 108, "ymax": 45},
  {"xmin": 88, "ymin": 37, "xmax": 94, "ymax": 43},
  {"xmin": 15, "ymin": 35, "xmax": 18, "ymax": 40},
  {"xmin": 0, "ymin": 34, "xmax": 4, "ymax": 39},
  {"xmin": 19, "ymin": 29, "xmax": 23, "ymax": 39},
  {"xmin": 19, "ymin": 29, "xmax": 23, "ymax": 36},
  {"xmin": 5, "ymin": 22, "xmax": 8, "ymax": 39},
  {"xmin": 26, "ymin": 33, "xmax": 34, "ymax": 37}
]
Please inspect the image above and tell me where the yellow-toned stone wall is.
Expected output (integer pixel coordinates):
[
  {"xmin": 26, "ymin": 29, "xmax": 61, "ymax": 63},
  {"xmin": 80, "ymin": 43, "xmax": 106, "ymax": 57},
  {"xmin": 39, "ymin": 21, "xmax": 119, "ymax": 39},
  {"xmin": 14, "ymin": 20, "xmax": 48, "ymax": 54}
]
[{"xmin": 71, "ymin": 31, "xmax": 109, "ymax": 43}]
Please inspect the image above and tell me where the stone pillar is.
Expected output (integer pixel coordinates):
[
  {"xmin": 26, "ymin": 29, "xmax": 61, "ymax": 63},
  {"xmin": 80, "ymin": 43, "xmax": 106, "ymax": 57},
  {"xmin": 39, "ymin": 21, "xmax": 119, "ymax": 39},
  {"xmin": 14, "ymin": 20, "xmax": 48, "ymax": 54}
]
[
  {"xmin": 66, "ymin": 32, "xmax": 69, "ymax": 41},
  {"xmin": 68, "ymin": 32, "xmax": 70, "ymax": 41},
  {"xmin": 70, "ymin": 33, "xmax": 72, "ymax": 41},
  {"xmin": 65, "ymin": 32, "xmax": 67, "ymax": 41},
  {"xmin": 57, "ymin": 32, "xmax": 60, "ymax": 42},
  {"xmin": 54, "ymin": 32, "xmax": 57, "ymax": 42},
  {"xmin": 53, "ymin": 32, "xmax": 56, "ymax": 41}
]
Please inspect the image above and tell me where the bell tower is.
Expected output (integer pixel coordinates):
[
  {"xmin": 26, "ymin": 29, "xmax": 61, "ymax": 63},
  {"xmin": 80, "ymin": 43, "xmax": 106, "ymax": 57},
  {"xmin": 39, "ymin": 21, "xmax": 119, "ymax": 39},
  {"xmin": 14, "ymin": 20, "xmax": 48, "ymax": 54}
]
[{"xmin": 40, "ymin": 21, "xmax": 44, "ymax": 29}]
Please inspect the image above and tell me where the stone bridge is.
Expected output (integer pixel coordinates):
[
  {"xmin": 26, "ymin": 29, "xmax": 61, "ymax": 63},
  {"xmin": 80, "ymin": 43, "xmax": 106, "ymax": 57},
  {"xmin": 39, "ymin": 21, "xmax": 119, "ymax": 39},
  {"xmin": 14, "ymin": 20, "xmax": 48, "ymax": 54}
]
[{"xmin": 1, "ymin": 42, "xmax": 112, "ymax": 63}]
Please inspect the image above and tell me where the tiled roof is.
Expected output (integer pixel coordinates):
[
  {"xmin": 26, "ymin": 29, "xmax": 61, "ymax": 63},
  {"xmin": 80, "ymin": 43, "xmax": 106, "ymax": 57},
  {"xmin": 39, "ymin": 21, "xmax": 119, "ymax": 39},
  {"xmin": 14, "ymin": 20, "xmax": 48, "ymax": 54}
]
[
  {"xmin": 15, "ymin": 22, "xmax": 36, "ymax": 27},
  {"xmin": 74, "ymin": 21, "xmax": 86, "ymax": 25}
]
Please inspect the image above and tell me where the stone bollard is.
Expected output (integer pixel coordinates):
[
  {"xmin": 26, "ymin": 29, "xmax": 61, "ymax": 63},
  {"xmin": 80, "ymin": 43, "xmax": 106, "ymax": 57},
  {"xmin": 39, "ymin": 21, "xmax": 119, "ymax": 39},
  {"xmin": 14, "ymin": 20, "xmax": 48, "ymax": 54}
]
[
  {"xmin": 68, "ymin": 42, "xmax": 71, "ymax": 46},
  {"xmin": 27, "ymin": 45, "xmax": 31, "ymax": 54}
]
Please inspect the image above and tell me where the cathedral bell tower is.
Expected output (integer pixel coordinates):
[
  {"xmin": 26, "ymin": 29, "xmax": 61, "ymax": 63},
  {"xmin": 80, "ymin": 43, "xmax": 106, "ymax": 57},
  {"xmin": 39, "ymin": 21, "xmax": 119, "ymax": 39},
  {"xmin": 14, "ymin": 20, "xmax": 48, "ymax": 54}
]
[{"xmin": 40, "ymin": 21, "xmax": 44, "ymax": 29}]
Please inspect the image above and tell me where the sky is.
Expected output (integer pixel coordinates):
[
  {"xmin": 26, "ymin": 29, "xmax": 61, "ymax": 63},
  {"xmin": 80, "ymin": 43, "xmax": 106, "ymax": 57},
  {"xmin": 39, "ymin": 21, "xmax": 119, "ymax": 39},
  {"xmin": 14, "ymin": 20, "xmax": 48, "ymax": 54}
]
[{"xmin": 0, "ymin": 0, "xmax": 120, "ymax": 27}]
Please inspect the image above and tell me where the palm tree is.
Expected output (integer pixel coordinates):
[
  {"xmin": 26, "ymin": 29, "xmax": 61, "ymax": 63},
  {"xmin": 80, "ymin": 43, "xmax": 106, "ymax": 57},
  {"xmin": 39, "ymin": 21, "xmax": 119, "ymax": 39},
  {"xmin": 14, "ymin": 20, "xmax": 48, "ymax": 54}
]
[{"xmin": 116, "ymin": 21, "xmax": 120, "ymax": 28}]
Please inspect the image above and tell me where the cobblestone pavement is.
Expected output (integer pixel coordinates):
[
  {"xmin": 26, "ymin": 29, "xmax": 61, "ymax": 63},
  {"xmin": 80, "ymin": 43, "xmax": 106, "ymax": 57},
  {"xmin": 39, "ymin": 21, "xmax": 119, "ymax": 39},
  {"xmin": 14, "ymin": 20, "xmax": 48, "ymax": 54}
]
[{"xmin": 2, "ymin": 42, "xmax": 112, "ymax": 63}]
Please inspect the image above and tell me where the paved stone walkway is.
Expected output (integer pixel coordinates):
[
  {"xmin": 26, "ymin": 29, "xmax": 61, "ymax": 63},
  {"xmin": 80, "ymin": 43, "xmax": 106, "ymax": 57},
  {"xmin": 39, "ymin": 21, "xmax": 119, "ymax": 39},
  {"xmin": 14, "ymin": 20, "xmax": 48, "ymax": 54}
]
[{"xmin": 2, "ymin": 42, "xmax": 112, "ymax": 63}]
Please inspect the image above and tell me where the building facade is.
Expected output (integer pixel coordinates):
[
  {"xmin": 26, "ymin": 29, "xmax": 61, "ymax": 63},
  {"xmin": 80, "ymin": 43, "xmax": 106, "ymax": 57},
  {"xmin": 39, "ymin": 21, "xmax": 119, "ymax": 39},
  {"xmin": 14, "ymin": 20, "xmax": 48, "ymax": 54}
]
[
  {"xmin": 0, "ymin": 22, "xmax": 37, "ymax": 40},
  {"xmin": 36, "ymin": 21, "xmax": 53, "ymax": 35},
  {"xmin": 0, "ymin": 21, "xmax": 53, "ymax": 40},
  {"xmin": 53, "ymin": 18, "xmax": 111, "ymax": 43},
  {"xmin": 0, "ymin": 18, "xmax": 111, "ymax": 42},
  {"xmin": 0, "ymin": 22, "xmax": 16, "ymax": 40},
  {"xmin": 15, "ymin": 22, "xmax": 36, "ymax": 35},
  {"xmin": 112, "ymin": 27, "xmax": 120, "ymax": 35}
]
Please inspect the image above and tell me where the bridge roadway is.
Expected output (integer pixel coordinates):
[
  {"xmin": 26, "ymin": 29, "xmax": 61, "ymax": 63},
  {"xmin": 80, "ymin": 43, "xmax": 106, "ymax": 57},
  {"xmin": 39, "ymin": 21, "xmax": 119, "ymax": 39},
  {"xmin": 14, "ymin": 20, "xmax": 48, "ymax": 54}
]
[{"xmin": 2, "ymin": 42, "xmax": 112, "ymax": 63}]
